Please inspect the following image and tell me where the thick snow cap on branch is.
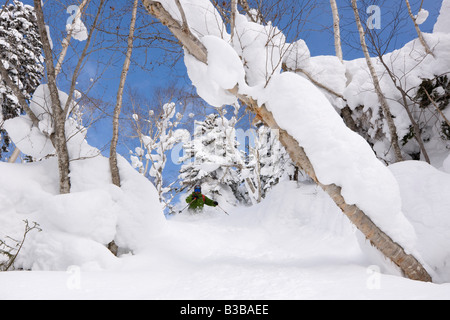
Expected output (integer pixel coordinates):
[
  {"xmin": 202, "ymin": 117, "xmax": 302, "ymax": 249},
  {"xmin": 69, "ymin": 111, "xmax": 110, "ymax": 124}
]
[
  {"xmin": 185, "ymin": 35, "xmax": 245, "ymax": 107},
  {"xmin": 66, "ymin": 17, "xmax": 88, "ymax": 41},
  {"xmin": 157, "ymin": 0, "xmax": 229, "ymax": 40},
  {"xmin": 233, "ymin": 13, "xmax": 286, "ymax": 86},
  {"xmin": 3, "ymin": 84, "xmax": 98, "ymax": 159},
  {"xmin": 415, "ymin": 9, "xmax": 429, "ymax": 25}
]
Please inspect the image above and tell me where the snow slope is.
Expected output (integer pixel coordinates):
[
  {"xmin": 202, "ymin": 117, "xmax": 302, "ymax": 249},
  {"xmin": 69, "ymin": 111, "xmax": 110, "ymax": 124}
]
[{"xmin": 1, "ymin": 181, "xmax": 450, "ymax": 300}]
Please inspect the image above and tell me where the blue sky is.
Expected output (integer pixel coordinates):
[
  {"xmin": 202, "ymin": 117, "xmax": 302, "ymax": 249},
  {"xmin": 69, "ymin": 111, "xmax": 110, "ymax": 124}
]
[{"xmin": 304, "ymin": 0, "xmax": 442, "ymax": 60}]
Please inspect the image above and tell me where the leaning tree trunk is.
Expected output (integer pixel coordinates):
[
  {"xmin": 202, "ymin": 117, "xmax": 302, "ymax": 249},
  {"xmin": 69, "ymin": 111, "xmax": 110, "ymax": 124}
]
[
  {"xmin": 141, "ymin": 0, "xmax": 432, "ymax": 282},
  {"xmin": 351, "ymin": 0, "xmax": 404, "ymax": 164},
  {"xmin": 110, "ymin": 0, "xmax": 139, "ymax": 188}
]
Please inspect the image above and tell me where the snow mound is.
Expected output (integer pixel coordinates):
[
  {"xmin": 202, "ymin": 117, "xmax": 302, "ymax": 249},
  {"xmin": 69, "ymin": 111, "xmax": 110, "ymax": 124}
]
[
  {"xmin": 415, "ymin": 9, "xmax": 429, "ymax": 25},
  {"xmin": 249, "ymin": 181, "xmax": 355, "ymax": 238},
  {"xmin": 434, "ymin": 0, "xmax": 450, "ymax": 33},
  {"xmin": 184, "ymin": 35, "xmax": 244, "ymax": 107},
  {"xmin": 0, "ymin": 155, "xmax": 166, "ymax": 271},
  {"xmin": 169, "ymin": 181, "xmax": 359, "ymax": 270},
  {"xmin": 390, "ymin": 161, "xmax": 450, "ymax": 283},
  {"xmin": 443, "ymin": 154, "xmax": 450, "ymax": 173}
]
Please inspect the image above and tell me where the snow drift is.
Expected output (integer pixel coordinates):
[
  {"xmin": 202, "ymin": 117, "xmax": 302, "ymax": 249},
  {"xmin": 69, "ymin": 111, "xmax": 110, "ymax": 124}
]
[
  {"xmin": 0, "ymin": 154, "xmax": 166, "ymax": 271},
  {"xmin": 390, "ymin": 161, "xmax": 450, "ymax": 283}
]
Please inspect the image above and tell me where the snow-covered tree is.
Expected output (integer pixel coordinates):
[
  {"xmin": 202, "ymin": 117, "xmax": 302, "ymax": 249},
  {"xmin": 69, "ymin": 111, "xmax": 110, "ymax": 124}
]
[
  {"xmin": 178, "ymin": 113, "xmax": 296, "ymax": 206},
  {"xmin": 411, "ymin": 75, "xmax": 450, "ymax": 149},
  {"xmin": 179, "ymin": 112, "xmax": 248, "ymax": 206},
  {"xmin": 351, "ymin": 0, "xmax": 403, "ymax": 163},
  {"xmin": 131, "ymin": 102, "xmax": 190, "ymax": 212},
  {"xmin": 0, "ymin": 0, "xmax": 44, "ymax": 160},
  {"xmin": 245, "ymin": 123, "xmax": 296, "ymax": 202}
]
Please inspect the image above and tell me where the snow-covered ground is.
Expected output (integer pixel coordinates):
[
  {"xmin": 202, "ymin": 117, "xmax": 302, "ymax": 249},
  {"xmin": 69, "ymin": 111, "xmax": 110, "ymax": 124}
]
[
  {"xmin": 2, "ymin": 0, "xmax": 450, "ymax": 301},
  {"xmin": 2, "ymin": 181, "xmax": 450, "ymax": 300}
]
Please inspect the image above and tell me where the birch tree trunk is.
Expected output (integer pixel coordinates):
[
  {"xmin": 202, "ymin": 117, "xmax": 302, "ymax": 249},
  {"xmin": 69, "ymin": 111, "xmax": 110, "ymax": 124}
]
[
  {"xmin": 405, "ymin": 0, "xmax": 434, "ymax": 57},
  {"xmin": 110, "ymin": 0, "xmax": 139, "ymax": 187},
  {"xmin": 141, "ymin": 0, "xmax": 432, "ymax": 282},
  {"xmin": 7, "ymin": 0, "xmax": 91, "ymax": 162},
  {"xmin": 330, "ymin": 0, "xmax": 343, "ymax": 63},
  {"xmin": 351, "ymin": 0, "xmax": 404, "ymax": 163},
  {"xmin": 230, "ymin": 0, "xmax": 237, "ymax": 43},
  {"xmin": 8, "ymin": 148, "xmax": 21, "ymax": 163},
  {"xmin": 34, "ymin": 0, "xmax": 71, "ymax": 194}
]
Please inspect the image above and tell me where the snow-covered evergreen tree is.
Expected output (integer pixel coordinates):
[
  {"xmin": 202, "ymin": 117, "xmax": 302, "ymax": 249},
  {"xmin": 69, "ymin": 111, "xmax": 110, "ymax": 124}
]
[
  {"xmin": 0, "ymin": 0, "xmax": 44, "ymax": 159},
  {"xmin": 179, "ymin": 112, "xmax": 248, "ymax": 206},
  {"xmin": 245, "ymin": 123, "xmax": 296, "ymax": 203},
  {"xmin": 179, "ymin": 112, "xmax": 297, "ymax": 206}
]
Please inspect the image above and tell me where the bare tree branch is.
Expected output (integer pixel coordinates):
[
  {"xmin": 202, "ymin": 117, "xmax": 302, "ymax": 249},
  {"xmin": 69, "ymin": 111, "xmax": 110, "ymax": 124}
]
[
  {"xmin": 141, "ymin": 0, "xmax": 207, "ymax": 64},
  {"xmin": 175, "ymin": 0, "xmax": 189, "ymax": 32},
  {"xmin": 405, "ymin": 0, "xmax": 434, "ymax": 57}
]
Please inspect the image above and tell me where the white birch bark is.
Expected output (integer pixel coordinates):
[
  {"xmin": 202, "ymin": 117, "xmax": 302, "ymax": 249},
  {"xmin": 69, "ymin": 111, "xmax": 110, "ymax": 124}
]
[
  {"xmin": 330, "ymin": 0, "xmax": 343, "ymax": 63},
  {"xmin": 34, "ymin": 0, "xmax": 71, "ymax": 194},
  {"xmin": 8, "ymin": 147, "xmax": 21, "ymax": 163},
  {"xmin": 110, "ymin": 0, "xmax": 139, "ymax": 187},
  {"xmin": 405, "ymin": 0, "xmax": 434, "ymax": 57}
]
